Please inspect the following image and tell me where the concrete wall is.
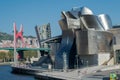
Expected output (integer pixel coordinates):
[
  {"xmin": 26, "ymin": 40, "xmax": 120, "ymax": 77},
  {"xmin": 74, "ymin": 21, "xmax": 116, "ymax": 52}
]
[{"xmin": 98, "ymin": 53, "xmax": 111, "ymax": 65}]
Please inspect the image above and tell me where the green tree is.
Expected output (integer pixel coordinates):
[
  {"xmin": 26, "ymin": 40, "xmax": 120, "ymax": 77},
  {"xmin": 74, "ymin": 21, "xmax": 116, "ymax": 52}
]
[
  {"xmin": 0, "ymin": 52, "xmax": 6, "ymax": 59},
  {"xmin": 24, "ymin": 50, "xmax": 37, "ymax": 58}
]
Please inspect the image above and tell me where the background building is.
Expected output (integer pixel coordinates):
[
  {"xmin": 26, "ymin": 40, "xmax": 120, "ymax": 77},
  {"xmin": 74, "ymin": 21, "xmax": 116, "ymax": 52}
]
[{"xmin": 35, "ymin": 23, "xmax": 51, "ymax": 48}]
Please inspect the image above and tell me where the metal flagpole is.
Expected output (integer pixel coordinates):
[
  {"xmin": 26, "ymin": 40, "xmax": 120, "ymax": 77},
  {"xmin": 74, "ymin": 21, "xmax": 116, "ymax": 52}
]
[{"xmin": 13, "ymin": 22, "xmax": 17, "ymax": 65}]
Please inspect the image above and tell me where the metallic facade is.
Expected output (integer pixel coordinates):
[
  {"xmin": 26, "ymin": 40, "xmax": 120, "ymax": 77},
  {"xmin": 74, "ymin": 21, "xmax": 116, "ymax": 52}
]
[
  {"xmin": 98, "ymin": 14, "xmax": 112, "ymax": 30},
  {"xmin": 55, "ymin": 29, "xmax": 76, "ymax": 69},
  {"xmin": 35, "ymin": 6, "xmax": 120, "ymax": 69},
  {"xmin": 80, "ymin": 15, "xmax": 104, "ymax": 30},
  {"xmin": 80, "ymin": 7, "xmax": 94, "ymax": 15},
  {"xmin": 76, "ymin": 30, "xmax": 113, "ymax": 55},
  {"xmin": 54, "ymin": 6, "xmax": 115, "ymax": 69}
]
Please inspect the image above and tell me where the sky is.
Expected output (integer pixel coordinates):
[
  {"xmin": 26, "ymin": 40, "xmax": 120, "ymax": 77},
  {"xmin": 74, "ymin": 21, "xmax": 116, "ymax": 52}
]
[{"xmin": 0, "ymin": 0, "xmax": 120, "ymax": 37}]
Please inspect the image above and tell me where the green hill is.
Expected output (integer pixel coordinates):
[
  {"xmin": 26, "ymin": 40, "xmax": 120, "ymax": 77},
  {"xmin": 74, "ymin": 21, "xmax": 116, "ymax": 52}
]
[
  {"xmin": 0, "ymin": 32, "xmax": 35, "ymax": 42},
  {"xmin": 0, "ymin": 32, "xmax": 13, "ymax": 42}
]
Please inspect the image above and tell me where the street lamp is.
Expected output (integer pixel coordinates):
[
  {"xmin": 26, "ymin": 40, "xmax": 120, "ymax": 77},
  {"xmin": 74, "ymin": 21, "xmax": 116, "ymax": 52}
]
[
  {"xmin": 76, "ymin": 55, "xmax": 79, "ymax": 69},
  {"xmin": 86, "ymin": 60, "xmax": 88, "ymax": 67}
]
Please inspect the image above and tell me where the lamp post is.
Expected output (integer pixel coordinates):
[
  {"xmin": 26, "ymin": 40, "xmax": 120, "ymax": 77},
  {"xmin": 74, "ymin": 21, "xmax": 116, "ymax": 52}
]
[
  {"xmin": 76, "ymin": 55, "xmax": 79, "ymax": 69},
  {"xmin": 86, "ymin": 60, "xmax": 88, "ymax": 67},
  {"xmin": 13, "ymin": 22, "xmax": 17, "ymax": 65}
]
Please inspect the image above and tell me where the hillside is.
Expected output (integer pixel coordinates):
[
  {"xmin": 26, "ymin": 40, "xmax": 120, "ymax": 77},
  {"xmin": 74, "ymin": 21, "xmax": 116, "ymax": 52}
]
[
  {"xmin": 0, "ymin": 32, "xmax": 13, "ymax": 42},
  {"xmin": 0, "ymin": 32, "xmax": 36, "ymax": 42}
]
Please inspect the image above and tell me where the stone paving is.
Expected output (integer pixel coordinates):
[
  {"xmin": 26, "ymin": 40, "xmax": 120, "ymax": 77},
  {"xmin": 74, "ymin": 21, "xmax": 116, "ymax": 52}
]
[{"xmin": 36, "ymin": 65, "xmax": 120, "ymax": 80}]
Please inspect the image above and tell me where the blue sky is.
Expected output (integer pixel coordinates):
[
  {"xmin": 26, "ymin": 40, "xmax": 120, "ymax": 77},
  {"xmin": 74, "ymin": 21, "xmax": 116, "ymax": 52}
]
[{"xmin": 0, "ymin": 0, "xmax": 120, "ymax": 37}]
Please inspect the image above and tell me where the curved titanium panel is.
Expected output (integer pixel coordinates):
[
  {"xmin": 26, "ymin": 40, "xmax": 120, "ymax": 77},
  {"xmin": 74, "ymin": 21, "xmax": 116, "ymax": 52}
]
[
  {"xmin": 81, "ymin": 7, "xmax": 93, "ymax": 15},
  {"xmin": 55, "ymin": 29, "xmax": 75, "ymax": 69},
  {"xmin": 60, "ymin": 12, "xmax": 80, "ymax": 29},
  {"xmin": 59, "ymin": 19, "xmax": 68, "ymax": 30},
  {"xmin": 98, "ymin": 14, "xmax": 112, "ymax": 30},
  {"xmin": 70, "ymin": 7, "xmax": 81, "ymax": 19},
  {"xmin": 80, "ymin": 15, "xmax": 104, "ymax": 30}
]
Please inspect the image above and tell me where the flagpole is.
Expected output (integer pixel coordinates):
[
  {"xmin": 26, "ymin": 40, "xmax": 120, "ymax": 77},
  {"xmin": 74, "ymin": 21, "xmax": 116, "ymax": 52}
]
[{"xmin": 13, "ymin": 22, "xmax": 17, "ymax": 65}]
